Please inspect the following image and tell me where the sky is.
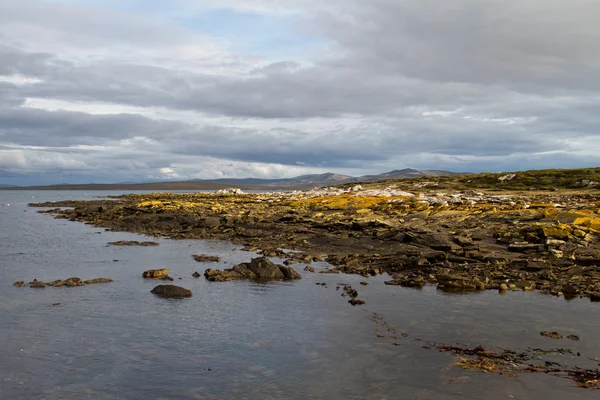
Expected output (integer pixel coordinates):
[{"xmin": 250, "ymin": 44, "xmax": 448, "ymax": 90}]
[{"xmin": 0, "ymin": 0, "xmax": 599, "ymax": 185}]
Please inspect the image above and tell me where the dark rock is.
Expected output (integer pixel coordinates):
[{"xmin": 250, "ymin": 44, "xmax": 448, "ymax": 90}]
[
  {"xmin": 567, "ymin": 335, "xmax": 580, "ymax": 341},
  {"xmin": 303, "ymin": 265, "xmax": 315, "ymax": 273},
  {"xmin": 590, "ymin": 293, "xmax": 600, "ymax": 302},
  {"xmin": 349, "ymin": 299, "xmax": 366, "ymax": 306},
  {"xmin": 360, "ymin": 281, "xmax": 369, "ymax": 286},
  {"xmin": 540, "ymin": 331, "xmax": 563, "ymax": 339},
  {"xmin": 150, "ymin": 285, "xmax": 192, "ymax": 298},
  {"xmin": 108, "ymin": 241, "xmax": 159, "ymax": 246},
  {"xmin": 192, "ymin": 271, "xmax": 201, "ymax": 278}
]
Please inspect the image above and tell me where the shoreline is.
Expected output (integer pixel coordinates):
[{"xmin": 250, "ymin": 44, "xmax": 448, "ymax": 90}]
[{"xmin": 29, "ymin": 184, "xmax": 600, "ymax": 300}]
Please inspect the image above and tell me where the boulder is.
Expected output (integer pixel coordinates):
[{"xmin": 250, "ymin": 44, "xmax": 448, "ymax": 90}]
[
  {"xmin": 29, "ymin": 279, "xmax": 46, "ymax": 288},
  {"xmin": 151, "ymin": 285, "xmax": 192, "ymax": 298},
  {"xmin": 63, "ymin": 277, "xmax": 84, "ymax": 287},
  {"xmin": 204, "ymin": 257, "xmax": 301, "ymax": 282},
  {"xmin": 142, "ymin": 269, "xmax": 169, "ymax": 279}
]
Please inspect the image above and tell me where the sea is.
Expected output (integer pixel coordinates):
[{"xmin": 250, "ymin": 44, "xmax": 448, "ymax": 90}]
[{"xmin": 1, "ymin": 190, "xmax": 599, "ymax": 399}]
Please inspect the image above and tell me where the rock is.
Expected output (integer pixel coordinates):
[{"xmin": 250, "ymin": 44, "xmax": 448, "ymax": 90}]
[
  {"xmin": 84, "ymin": 278, "xmax": 113, "ymax": 284},
  {"xmin": 204, "ymin": 257, "xmax": 301, "ymax": 282},
  {"xmin": 280, "ymin": 266, "xmax": 302, "ymax": 280},
  {"xmin": 540, "ymin": 331, "xmax": 563, "ymax": 340},
  {"xmin": 142, "ymin": 269, "xmax": 169, "ymax": 279},
  {"xmin": 215, "ymin": 188, "xmax": 244, "ymax": 195},
  {"xmin": 63, "ymin": 277, "xmax": 84, "ymax": 287},
  {"xmin": 385, "ymin": 275, "xmax": 425, "ymax": 288},
  {"xmin": 499, "ymin": 283, "xmax": 509, "ymax": 291},
  {"xmin": 360, "ymin": 281, "xmax": 369, "ymax": 286},
  {"xmin": 247, "ymin": 257, "xmax": 285, "ymax": 279},
  {"xmin": 48, "ymin": 280, "xmax": 64, "ymax": 287},
  {"xmin": 13, "ymin": 281, "xmax": 25, "ymax": 287},
  {"xmin": 349, "ymin": 299, "xmax": 366, "ymax": 306},
  {"xmin": 567, "ymin": 335, "xmax": 580, "ymax": 341},
  {"xmin": 29, "ymin": 279, "xmax": 46, "ymax": 288},
  {"xmin": 303, "ymin": 266, "xmax": 315, "ymax": 273},
  {"xmin": 437, "ymin": 275, "xmax": 485, "ymax": 292},
  {"xmin": 150, "ymin": 285, "xmax": 192, "ymax": 298},
  {"xmin": 198, "ymin": 217, "xmax": 220, "ymax": 228},
  {"xmin": 590, "ymin": 293, "xmax": 600, "ymax": 302},
  {"xmin": 108, "ymin": 241, "xmax": 159, "ymax": 246},
  {"xmin": 498, "ymin": 173, "xmax": 517, "ymax": 182},
  {"xmin": 192, "ymin": 271, "xmax": 201, "ymax": 278},
  {"xmin": 192, "ymin": 254, "xmax": 221, "ymax": 263}
]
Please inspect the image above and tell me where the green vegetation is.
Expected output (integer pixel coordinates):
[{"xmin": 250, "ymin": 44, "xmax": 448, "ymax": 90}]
[{"xmin": 349, "ymin": 167, "xmax": 600, "ymax": 191}]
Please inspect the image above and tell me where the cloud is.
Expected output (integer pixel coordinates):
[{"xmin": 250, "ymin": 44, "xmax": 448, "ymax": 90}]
[{"xmin": 0, "ymin": 0, "xmax": 598, "ymax": 185}]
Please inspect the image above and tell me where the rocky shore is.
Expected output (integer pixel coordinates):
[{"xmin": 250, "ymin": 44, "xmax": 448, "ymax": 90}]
[{"xmin": 30, "ymin": 176, "xmax": 600, "ymax": 300}]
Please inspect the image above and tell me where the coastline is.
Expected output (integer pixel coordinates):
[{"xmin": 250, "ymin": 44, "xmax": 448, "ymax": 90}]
[{"xmin": 30, "ymin": 182, "xmax": 600, "ymax": 300}]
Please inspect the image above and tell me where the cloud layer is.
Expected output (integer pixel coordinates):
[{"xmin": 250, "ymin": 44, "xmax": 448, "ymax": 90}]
[{"xmin": 1, "ymin": 0, "xmax": 599, "ymax": 185}]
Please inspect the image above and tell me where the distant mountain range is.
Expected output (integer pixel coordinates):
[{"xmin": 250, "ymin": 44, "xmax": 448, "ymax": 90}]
[
  {"xmin": 0, "ymin": 168, "xmax": 459, "ymax": 190},
  {"xmin": 198, "ymin": 168, "xmax": 458, "ymax": 188}
]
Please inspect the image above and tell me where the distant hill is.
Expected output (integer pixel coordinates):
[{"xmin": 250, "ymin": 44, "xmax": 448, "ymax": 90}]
[
  {"xmin": 0, "ymin": 184, "xmax": 17, "ymax": 187},
  {"xmin": 0, "ymin": 168, "xmax": 458, "ymax": 190}
]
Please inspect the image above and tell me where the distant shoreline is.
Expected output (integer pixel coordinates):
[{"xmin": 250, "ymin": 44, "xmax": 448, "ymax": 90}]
[{"xmin": 0, "ymin": 182, "xmax": 279, "ymax": 191}]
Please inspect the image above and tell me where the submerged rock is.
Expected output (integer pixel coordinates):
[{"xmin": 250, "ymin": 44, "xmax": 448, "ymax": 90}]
[
  {"xmin": 150, "ymin": 285, "xmax": 192, "ymax": 298},
  {"xmin": 540, "ymin": 331, "xmax": 563, "ymax": 340},
  {"xmin": 204, "ymin": 257, "xmax": 301, "ymax": 282},
  {"xmin": 142, "ymin": 269, "xmax": 169, "ymax": 279},
  {"xmin": 108, "ymin": 240, "xmax": 159, "ymax": 246},
  {"xmin": 193, "ymin": 254, "xmax": 221, "ymax": 263},
  {"xmin": 84, "ymin": 278, "xmax": 113, "ymax": 284}
]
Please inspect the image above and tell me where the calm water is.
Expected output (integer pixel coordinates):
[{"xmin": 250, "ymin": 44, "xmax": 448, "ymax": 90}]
[{"xmin": 1, "ymin": 190, "xmax": 599, "ymax": 399}]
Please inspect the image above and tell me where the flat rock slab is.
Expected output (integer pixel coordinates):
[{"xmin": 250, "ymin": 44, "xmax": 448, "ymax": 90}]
[{"xmin": 151, "ymin": 285, "xmax": 192, "ymax": 298}]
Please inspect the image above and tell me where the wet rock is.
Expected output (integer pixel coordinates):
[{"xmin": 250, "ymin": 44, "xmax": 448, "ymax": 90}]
[
  {"xmin": 567, "ymin": 335, "xmax": 580, "ymax": 341},
  {"xmin": 303, "ymin": 266, "xmax": 315, "ymax": 273},
  {"xmin": 437, "ymin": 275, "xmax": 485, "ymax": 292},
  {"xmin": 192, "ymin": 254, "xmax": 221, "ymax": 263},
  {"xmin": 205, "ymin": 257, "xmax": 301, "ymax": 282},
  {"xmin": 540, "ymin": 331, "xmax": 563, "ymax": 339},
  {"xmin": 150, "ymin": 285, "xmax": 192, "ymax": 298},
  {"xmin": 63, "ymin": 277, "xmax": 84, "ymax": 287},
  {"xmin": 84, "ymin": 278, "xmax": 113, "ymax": 284},
  {"xmin": 108, "ymin": 240, "xmax": 159, "ymax": 246},
  {"xmin": 384, "ymin": 275, "xmax": 425, "ymax": 288},
  {"xmin": 349, "ymin": 299, "xmax": 366, "ymax": 306},
  {"xmin": 13, "ymin": 281, "xmax": 25, "ymax": 287},
  {"xmin": 29, "ymin": 279, "xmax": 46, "ymax": 288},
  {"xmin": 142, "ymin": 269, "xmax": 169, "ymax": 279},
  {"xmin": 360, "ymin": 281, "xmax": 369, "ymax": 286},
  {"xmin": 590, "ymin": 293, "xmax": 600, "ymax": 302},
  {"xmin": 499, "ymin": 283, "xmax": 509, "ymax": 292},
  {"xmin": 192, "ymin": 271, "xmax": 201, "ymax": 278}
]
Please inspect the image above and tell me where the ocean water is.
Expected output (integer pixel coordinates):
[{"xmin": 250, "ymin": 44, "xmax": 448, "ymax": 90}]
[{"xmin": 1, "ymin": 190, "xmax": 599, "ymax": 399}]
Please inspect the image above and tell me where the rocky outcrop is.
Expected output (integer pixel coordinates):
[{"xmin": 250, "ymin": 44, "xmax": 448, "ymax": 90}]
[
  {"xmin": 150, "ymin": 285, "xmax": 192, "ymax": 298},
  {"xmin": 204, "ymin": 257, "xmax": 301, "ymax": 282},
  {"xmin": 142, "ymin": 269, "xmax": 170, "ymax": 279}
]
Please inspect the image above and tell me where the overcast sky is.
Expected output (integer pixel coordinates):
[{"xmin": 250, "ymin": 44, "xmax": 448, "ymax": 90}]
[{"xmin": 1, "ymin": 0, "xmax": 599, "ymax": 185}]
